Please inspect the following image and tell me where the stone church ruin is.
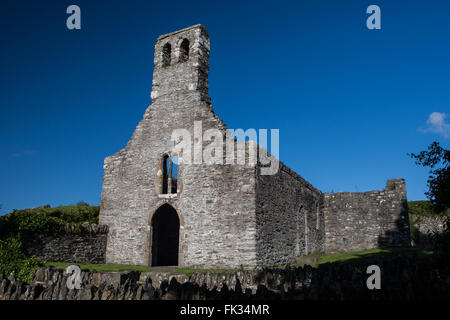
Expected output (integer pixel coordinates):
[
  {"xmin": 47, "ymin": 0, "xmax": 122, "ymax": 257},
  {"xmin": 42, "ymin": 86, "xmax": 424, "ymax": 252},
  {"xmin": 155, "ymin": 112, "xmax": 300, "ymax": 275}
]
[{"xmin": 98, "ymin": 25, "xmax": 410, "ymax": 269}]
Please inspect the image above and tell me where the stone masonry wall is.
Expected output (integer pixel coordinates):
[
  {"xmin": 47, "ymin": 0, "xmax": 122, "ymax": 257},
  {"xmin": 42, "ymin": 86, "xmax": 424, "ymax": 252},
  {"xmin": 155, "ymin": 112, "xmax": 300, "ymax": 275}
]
[
  {"xmin": 255, "ymin": 162, "xmax": 324, "ymax": 267},
  {"xmin": 98, "ymin": 24, "xmax": 412, "ymax": 269},
  {"xmin": 22, "ymin": 224, "xmax": 108, "ymax": 264},
  {"xmin": 323, "ymin": 179, "xmax": 410, "ymax": 253}
]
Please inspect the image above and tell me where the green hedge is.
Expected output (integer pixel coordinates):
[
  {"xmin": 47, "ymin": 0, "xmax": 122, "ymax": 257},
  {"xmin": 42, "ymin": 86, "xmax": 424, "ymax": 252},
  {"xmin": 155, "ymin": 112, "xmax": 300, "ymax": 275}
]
[
  {"xmin": 409, "ymin": 200, "xmax": 450, "ymax": 217},
  {"xmin": 0, "ymin": 204, "xmax": 100, "ymax": 239},
  {"xmin": 0, "ymin": 237, "xmax": 44, "ymax": 282},
  {"xmin": 0, "ymin": 204, "xmax": 99, "ymax": 282}
]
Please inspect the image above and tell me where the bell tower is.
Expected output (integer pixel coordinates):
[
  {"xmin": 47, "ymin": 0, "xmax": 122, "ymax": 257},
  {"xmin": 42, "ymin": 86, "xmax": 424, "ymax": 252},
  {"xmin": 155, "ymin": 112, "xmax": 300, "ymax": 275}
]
[{"xmin": 150, "ymin": 24, "xmax": 210, "ymax": 102}]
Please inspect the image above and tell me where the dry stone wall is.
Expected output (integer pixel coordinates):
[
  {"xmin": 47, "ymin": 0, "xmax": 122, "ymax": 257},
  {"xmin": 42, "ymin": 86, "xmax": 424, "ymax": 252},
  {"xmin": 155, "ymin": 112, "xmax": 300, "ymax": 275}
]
[
  {"xmin": 1, "ymin": 253, "xmax": 448, "ymax": 300},
  {"xmin": 22, "ymin": 224, "xmax": 108, "ymax": 264},
  {"xmin": 410, "ymin": 214, "xmax": 449, "ymax": 247}
]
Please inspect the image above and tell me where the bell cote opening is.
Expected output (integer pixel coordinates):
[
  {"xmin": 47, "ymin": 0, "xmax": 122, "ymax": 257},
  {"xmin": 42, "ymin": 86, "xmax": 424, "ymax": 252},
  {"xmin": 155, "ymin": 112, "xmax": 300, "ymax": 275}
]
[
  {"xmin": 162, "ymin": 43, "xmax": 171, "ymax": 67},
  {"xmin": 178, "ymin": 39, "xmax": 189, "ymax": 63}
]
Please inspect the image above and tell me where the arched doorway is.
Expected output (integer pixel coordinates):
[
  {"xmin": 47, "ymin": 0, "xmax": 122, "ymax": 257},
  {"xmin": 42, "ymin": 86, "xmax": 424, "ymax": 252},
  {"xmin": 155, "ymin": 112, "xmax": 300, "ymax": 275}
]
[{"xmin": 151, "ymin": 204, "xmax": 180, "ymax": 266}]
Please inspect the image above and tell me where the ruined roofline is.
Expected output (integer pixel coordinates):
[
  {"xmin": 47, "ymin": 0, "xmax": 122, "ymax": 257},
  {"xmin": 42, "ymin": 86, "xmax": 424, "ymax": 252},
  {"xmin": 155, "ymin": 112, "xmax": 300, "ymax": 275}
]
[
  {"xmin": 324, "ymin": 189, "xmax": 388, "ymax": 196},
  {"xmin": 323, "ymin": 178, "xmax": 406, "ymax": 195},
  {"xmin": 234, "ymin": 139, "xmax": 322, "ymax": 195},
  {"xmin": 157, "ymin": 24, "xmax": 207, "ymax": 41},
  {"xmin": 279, "ymin": 162, "xmax": 323, "ymax": 195}
]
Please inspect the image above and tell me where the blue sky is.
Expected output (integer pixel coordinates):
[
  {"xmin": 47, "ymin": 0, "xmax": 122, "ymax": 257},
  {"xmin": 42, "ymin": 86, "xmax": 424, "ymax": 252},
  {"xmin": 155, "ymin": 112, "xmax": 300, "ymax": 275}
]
[{"xmin": 1, "ymin": 0, "xmax": 449, "ymax": 214}]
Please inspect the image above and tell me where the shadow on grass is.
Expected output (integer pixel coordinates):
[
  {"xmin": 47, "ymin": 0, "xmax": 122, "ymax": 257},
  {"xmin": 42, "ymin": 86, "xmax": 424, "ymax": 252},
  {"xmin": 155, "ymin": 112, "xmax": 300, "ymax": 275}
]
[
  {"xmin": 44, "ymin": 261, "xmax": 150, "ymax": 273},
  {"xmin": 292, "ymin": 246, "xmax": 434, "ymax": 269}
]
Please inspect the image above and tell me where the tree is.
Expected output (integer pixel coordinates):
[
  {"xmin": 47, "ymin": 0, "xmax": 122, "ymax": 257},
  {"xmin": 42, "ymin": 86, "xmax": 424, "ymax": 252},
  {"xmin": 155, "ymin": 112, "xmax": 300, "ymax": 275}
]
[{"xmin": 409, "ymin": 142, "xmax": 450, "ymax": 211}]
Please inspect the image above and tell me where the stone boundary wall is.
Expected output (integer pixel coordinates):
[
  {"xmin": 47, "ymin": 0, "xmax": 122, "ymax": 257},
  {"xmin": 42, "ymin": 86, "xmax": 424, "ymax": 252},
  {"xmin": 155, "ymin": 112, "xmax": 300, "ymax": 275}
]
[
  {"xmin": 22, "ymin": 224, "xmax": 108, "ymax": 264},
  {"xmin": 323, "ymin": 179, "xmax": 410, "ymax": 253},
  {"xmin": 1, "ymin": 253, "xmax": 448, "ymax": 300},
  {"xmin": 410, "ymin": 214, "xmax": 449, "ymax": 247}
]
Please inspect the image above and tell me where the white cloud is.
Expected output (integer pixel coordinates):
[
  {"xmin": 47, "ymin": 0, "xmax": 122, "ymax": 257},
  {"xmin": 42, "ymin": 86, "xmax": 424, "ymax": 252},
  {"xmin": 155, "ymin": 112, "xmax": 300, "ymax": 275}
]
[{"xmin": 422, "ymin": 112, "xmax": 450, "ymax": 139}]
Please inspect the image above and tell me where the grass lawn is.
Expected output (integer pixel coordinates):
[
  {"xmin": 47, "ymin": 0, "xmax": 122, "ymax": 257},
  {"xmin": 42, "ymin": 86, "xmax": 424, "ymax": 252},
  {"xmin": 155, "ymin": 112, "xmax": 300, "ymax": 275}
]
[
  {"xmin": 293, "ymin": 247, "xmax": 434, "ymax": 268},
  {"xmin": 45, "ymin": 247, "xmax": 434, "ymax": 273},
  {"xmin": 45, "ymin": 261, "xmax": 150, "ymax": 272},
  {"xmin": 45, "ymin": 261, "xmax": 235, "ymax": 274},
  {"xmin": 172, "ymin": 268, "xmax": 237, "ymax": 275}
]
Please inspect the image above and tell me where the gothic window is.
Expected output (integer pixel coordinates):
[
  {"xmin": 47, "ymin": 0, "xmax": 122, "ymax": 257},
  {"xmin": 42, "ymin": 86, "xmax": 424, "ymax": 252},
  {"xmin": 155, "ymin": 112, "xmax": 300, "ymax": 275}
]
[
  {"xmin": 161, "ymin": 154, "xmax": 178, "ymax": 194},
  {"xmin": 162, "ymin": 155, "xmax": 169, "ymax": 194},
  {"xmin": 162, "ymin": 43, "xmax": 171, "ymax": 67},
  {"xmin": 179, "ymin": 39, "xmax": 189, "ymax": 63}
]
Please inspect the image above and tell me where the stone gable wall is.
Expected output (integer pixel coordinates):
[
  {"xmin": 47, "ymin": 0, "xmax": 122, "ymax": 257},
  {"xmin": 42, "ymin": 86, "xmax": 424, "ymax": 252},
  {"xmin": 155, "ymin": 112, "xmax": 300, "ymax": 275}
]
[{"xmin": 99, "ymin": 25, "xmax": 258, "ymax": 268}]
